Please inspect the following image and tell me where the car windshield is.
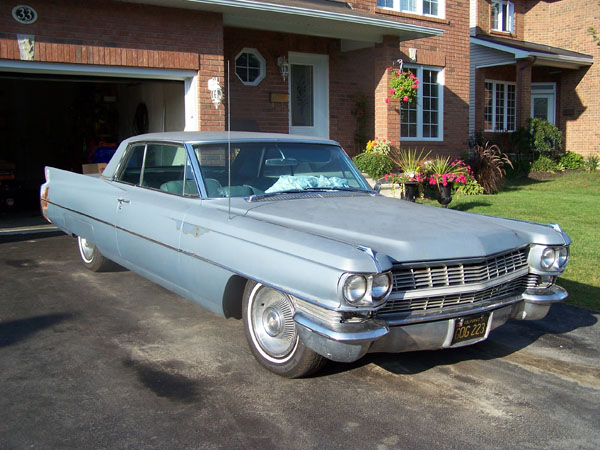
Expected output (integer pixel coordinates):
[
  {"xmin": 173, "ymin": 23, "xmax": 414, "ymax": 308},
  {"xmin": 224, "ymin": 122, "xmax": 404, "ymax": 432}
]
[{"xmin": 192, "ymin": 142, "xmax": 370, "ymax": 198}]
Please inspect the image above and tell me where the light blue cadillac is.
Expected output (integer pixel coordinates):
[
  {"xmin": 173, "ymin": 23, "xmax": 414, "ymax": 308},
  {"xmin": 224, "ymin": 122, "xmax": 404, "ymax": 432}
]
[{"xmin": 40, "ymin": 132, "xmax": 570, "ymax": 377}]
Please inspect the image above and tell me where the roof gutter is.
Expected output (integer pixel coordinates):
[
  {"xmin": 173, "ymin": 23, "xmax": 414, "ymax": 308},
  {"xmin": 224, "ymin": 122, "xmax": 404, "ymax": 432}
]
[
  {"xmin": 186, "ymin": 0, "xmax": 444, "ymax": 37},
  {"xmin": 471, "ymin": 37, "xmax": 594, "ymax": 69}
]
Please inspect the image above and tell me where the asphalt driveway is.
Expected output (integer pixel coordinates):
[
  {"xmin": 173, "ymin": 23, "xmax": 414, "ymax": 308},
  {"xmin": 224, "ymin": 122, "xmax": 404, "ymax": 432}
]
[{"xmin": 1, "ymin": 233, "xmax": 599, "ymax": 449}]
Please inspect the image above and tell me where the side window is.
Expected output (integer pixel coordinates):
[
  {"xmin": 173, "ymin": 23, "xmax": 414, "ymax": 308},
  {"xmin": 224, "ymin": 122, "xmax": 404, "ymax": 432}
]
[
  {"xmin": 144, "ymin": 144, "xmax": 198, "ymax": 196},
  {"xmin": 116, "ymin": 143, "xmax": 198, "ymax": 196},
  {"xmin": 117, "ymin": 144, "xmax": 146, "ymax": 185}
]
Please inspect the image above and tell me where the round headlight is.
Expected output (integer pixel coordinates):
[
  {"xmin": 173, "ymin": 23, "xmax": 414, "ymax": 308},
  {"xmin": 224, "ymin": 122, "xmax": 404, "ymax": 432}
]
[
  {"xmin": 557, "ymin": 247, "xmax": 569, "ymax": 267},
  {"xmin": 540, "ymin": 247, "xmax": 557, "ymax": 270},
  {"xmin": 343, "ymin": 275, "xmax": 368, "ymax": 304},
  {"xmin": 372, "ymin": 273, "xmax": 392, "ymax": 300}
]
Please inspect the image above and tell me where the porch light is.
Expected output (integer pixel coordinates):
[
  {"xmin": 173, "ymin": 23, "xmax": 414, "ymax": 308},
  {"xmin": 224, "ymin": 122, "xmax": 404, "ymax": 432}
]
[
  {"xmin": 208, "ymin": 77, "xmax": 223, "ymax": 109},
  {"xmin": 277, "ymin": 56, "xmax": 289, "ymax": 82}
]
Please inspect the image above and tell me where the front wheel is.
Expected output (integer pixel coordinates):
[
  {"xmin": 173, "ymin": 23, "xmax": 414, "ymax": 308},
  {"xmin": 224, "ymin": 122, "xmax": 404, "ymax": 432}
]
[
  {"xmin": 77, "ymin": 236, "xmax": 114, "ymax": 272},
  {"xmin": 242, "ymin": 281, "xmax": 326, "ymax": 378}
]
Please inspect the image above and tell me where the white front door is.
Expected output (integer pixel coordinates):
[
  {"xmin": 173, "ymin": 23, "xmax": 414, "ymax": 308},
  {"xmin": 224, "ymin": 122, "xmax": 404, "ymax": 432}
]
[{"xmin": 288, "ymin": 52, "xmax": 329, "ymax": 138}]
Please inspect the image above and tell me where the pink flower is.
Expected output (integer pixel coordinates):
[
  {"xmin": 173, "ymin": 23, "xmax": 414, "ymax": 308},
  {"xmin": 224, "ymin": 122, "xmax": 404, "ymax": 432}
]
[
  {"xmin": 412, "ymin": 84, "xmax": 418, "ymax": 89},
  {"xmin": 384, "ymin": 173, "xmax": 389, "ymax": 181},
  {"xmin": 410, "ymin": 73, "xmax": 416, "ymax": 79},
  {"xmin": 403, "ymin": 96, "xmax": 410, "ymax": 102},
  {"xmin": 388, "ymin": 66, "xmax": 393, "ymax": 71},
  {"xmin": 385, "ymin": 97, "xmax": 390, "ymax": 104},
  {"xmin": 389, "ymin": 89, "xmax": 395, "ymax": 95}
]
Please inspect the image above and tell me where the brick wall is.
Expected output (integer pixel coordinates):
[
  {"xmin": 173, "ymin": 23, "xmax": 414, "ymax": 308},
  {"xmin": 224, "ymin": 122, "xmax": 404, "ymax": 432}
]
[
  {"xmin": 225, "ymin": 27, "xmax": 374, "ymax": 155},
  {"xmin": 523, "ymin": 0, "xmax": 600, "ymax": 156},
  {"xmin": 0, "ymin": 0, "xmax": 225, "ymax": 130},
  {"xmin": 372, "ymin": 1, "xmax": 471, "ymax": 156}
]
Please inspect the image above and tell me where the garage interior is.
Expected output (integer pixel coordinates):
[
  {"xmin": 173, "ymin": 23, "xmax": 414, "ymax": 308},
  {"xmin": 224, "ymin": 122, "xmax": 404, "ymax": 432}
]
[{"xmin": 0, "ymin": 73, "xmax": 184, "ymax": 218}]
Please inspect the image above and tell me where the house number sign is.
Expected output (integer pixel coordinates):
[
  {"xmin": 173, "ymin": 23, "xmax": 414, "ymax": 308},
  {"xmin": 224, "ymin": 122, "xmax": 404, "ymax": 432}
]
[{"xmin": 12, "ymin": 5, "xmax": 38, "ymax": 24}]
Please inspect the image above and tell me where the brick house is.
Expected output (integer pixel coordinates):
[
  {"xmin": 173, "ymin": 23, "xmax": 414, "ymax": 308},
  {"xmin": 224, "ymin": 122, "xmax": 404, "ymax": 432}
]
[
  {"xmin": 0, "ymin": 0, "xmax": 471, "ymax": 198},
  {"xmin": 1, "ymin": 0, "xmax": 595, "ymax": 206},
  {"xmin": 470, "ymin": 0, "xmax": 597, "ymax": 156}
]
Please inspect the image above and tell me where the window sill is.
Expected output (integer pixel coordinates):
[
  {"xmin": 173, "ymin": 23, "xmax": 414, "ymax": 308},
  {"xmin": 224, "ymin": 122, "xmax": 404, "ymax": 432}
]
[
  {"xmin": 376, "ymin": 8, "xmax": 449, "ymax": 25},
  {"xmin": 490, "ymin": 30, "xmax": 515, "ymax": 38},
  {"xmin": 401, "ymin": 137, "xmax": 444, "ymax": 142}
]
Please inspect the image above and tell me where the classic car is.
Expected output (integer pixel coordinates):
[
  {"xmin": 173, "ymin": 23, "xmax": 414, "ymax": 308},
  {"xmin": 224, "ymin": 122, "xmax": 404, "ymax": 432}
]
[{"xmin": 40, "ymin": 132, "xmax": 570, "ymax": 377}]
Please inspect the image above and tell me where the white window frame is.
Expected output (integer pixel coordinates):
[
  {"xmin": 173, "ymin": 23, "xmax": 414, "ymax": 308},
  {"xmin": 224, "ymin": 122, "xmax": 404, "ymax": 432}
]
[
  {"xmin": 491, "ymin": 0, "xmax": 514, "ymax": 34},
  {"xmin": 377, "ymin": 0, "xmax": 445, "ymax": 19},
  {"xmin": 401, "ymin": 65, "xmax": 444, "ymax": 142},
  {"xmin": 234, "ymin": 48, "xmax": 266, "ymax": 86},
  {"xmin": 484, "ymin": 80, "xmax": 516, "ymax": 132}
]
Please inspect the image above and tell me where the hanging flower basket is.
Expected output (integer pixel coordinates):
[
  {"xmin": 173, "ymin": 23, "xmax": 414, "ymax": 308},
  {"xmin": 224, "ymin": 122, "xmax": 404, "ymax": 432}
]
[{"xmin": 385, "ymin": 67, "xmax": 419, "ymax": 104}]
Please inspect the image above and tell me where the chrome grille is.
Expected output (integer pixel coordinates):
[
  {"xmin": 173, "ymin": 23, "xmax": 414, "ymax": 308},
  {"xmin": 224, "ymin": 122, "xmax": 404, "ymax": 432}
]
[
  {"xmin": 377, "ymin": 274, "xmax": 539, "ymax": 315},
  {"xmin": 379, "ymin": 274, "xmax": 540, "ymax": 316},
  {"xmin": 392, "ymin": 247, "xmax": 529, "ymax": 292}
]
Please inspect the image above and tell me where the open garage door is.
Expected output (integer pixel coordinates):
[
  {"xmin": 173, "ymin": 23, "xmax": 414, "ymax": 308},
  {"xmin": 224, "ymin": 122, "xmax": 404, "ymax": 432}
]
[{"xmin": 0, "ymin": 63, "xmax": 196, "ymax": 216}]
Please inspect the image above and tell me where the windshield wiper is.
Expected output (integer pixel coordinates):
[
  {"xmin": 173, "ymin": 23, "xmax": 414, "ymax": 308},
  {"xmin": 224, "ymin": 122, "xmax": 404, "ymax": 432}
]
[
  {"xmin": 302, "ymin": 187, "xmax": 372, "ymax": 193},
  {"xmin": 248, "ymin": 187, "xmax": 374, "ymax": 202}
]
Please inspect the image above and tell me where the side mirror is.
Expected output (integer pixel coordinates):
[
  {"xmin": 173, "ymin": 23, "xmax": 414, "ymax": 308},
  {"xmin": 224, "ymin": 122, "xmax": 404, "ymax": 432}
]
[{"xmin": 374, "ymin": 181, "xmax": 382, "ymax": 193}]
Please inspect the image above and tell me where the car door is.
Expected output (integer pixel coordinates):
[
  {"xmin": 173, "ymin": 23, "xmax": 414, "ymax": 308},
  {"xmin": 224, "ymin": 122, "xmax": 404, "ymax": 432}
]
[{"xmin": 113, "ymin": 142, "xmax": 199, "ymax": 289}]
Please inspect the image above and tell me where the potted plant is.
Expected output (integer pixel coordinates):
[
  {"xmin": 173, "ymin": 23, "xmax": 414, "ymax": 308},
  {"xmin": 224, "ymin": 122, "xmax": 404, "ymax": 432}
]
[
  {"xmin": 385, "ymin": 148, "xmax": 431, "ymax": 201},
  {"xmin": 385, "ymin": 68, "xmax": 419, "ymax": 104},
  {"xmin": 425, "ymin": 157, "xmax": 470, "ymax": 207}
]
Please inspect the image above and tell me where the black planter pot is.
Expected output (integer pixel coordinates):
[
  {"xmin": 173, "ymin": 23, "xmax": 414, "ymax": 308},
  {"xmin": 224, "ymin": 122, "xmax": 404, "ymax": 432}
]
[
  {"xmin": 436, "ymin": 183, "xmax": 452, "ymax": 207},
  {"xmin": 401, "ymin": 182, "xmax": 419, "ymax": 202}
]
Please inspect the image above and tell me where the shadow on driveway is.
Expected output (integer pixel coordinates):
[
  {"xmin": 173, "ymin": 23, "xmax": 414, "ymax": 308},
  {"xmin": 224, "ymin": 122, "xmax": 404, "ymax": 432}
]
[{"xmin": 0, "ymin": 313, "xmax": 75, "ymax": 348}]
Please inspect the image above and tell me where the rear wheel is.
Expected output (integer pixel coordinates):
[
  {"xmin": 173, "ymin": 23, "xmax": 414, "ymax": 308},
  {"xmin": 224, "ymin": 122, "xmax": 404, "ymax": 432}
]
[
  {"xmin": 77, "ymin": 236, "xmax": 114, "ymax": 272},
  {"xmin": 242, "ymin": 280, "xmax": 326, "ymax": 378}
]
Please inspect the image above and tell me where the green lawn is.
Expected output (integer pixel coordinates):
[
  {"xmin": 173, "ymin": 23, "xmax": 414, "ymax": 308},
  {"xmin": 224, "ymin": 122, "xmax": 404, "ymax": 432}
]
[{"xmin": 439, "ymin": 171, "xmax": 600, "ymax": 311}]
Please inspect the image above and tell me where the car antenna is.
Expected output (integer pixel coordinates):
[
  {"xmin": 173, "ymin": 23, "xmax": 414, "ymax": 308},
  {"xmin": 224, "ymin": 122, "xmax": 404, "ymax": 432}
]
[{"xmin": 227, "ymin": 59, "xmax": 232, "ymax": 220}]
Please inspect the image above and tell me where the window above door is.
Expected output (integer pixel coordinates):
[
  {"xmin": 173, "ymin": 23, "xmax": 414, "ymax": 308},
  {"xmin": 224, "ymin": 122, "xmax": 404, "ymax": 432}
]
[
  {"xmin": 491, "ymin": 0, "xmax": 514, "ymax": 34},
  {"xmin": 377, "ymin": 0, "xmax": 445, "ymax": 19}
]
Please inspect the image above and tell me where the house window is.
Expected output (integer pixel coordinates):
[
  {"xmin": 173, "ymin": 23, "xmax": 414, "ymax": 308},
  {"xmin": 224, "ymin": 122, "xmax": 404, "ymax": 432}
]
[
  {"xmin": 377, "ymin": 0, "xmax": 442, "ymax": 18},
  {"xmin": 484, "ymin": 81, "xmax": 516, "ymax": 132},
  {"xmin": 401, "ymin": 66, "xmax": 443, "ymax": 141},
  {"xmin": 491, "ymin": 0, "xmax": 514, "ymax": 33},
  {"xmin": 234, "ymin": 48, "xmax": 266, "ymax": 86}
]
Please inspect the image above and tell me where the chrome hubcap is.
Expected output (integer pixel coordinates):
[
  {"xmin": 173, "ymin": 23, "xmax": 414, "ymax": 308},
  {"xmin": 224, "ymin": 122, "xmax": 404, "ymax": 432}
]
[
  {"xmin": 78, "ymin": 237, "xmax": 95, "ymax": 262},
  {"xmin": 250, "ymin": 285, "xmax": 297, "ymax": 361},
  {"xmin": 264, "ymin": 307, "xmax": 283, "ymax": 337}
]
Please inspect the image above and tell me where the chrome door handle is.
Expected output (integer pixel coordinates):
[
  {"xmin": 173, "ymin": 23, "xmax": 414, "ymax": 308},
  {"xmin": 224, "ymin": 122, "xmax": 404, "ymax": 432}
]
[{"xmin": 117, "ymin": 198, "xmax": 130, "ymax": 204}]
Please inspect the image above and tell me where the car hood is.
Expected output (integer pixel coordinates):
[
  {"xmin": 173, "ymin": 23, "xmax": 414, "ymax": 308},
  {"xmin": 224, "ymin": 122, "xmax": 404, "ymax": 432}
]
[{"xmin": 239, "ymin": 194, "xmax": 564, "ymax": 264}]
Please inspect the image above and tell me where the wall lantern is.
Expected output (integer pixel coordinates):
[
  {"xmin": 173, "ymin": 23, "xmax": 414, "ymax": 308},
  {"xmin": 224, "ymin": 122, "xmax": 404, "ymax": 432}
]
[
  {"xmin": 208, "ymin": 77, "xmax": 223, "ymax": 109},
  {"xmin": 277, "ymin": 56, "xmax": 289, "ymax": 82}
]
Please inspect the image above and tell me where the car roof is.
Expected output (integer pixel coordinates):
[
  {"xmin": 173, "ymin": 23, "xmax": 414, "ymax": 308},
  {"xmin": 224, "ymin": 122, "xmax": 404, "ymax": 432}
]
[{"xmin": 124, "ymin": 131, "xmax": 340, "ymax": 146}]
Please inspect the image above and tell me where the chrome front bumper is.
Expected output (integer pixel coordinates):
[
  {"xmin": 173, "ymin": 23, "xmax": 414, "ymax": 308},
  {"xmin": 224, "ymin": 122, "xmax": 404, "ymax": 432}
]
[{"xmin": 294, "ymin": 285, "xmax": 568, "ymax": 363}]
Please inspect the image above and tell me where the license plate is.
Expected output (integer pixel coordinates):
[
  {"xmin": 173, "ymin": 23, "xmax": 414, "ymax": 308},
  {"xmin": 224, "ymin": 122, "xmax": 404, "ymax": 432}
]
[{"xmin": 452, "ymin": 313, "xmax": 490, "ymax": 345}]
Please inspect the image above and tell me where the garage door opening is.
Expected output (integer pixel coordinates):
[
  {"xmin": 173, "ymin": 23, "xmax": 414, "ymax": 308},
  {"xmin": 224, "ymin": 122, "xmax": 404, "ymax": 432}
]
[{"xmin": 0, "ymin": 73, "xmax": 185, "ymax": 217}]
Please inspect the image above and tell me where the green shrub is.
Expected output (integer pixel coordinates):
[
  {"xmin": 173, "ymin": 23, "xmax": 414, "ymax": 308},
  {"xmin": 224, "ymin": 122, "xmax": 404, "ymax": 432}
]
[
  {"xmin": 352, "ymin": 152, "xmax": 394, "ymax": 180},
  {"xmin": 530, "ymin": 155, "xmax": 559, "ymax": 172},
  {"xmin": 455, "ymin": 176, "xmax": 484, "ymax": 196},
  {"xmin": 529, "ymin": 118, "xmax": 562, "ymax": 155},
  {"xmin": 559, "ymin": 152, "xmax": 585, "ymax": 170}
]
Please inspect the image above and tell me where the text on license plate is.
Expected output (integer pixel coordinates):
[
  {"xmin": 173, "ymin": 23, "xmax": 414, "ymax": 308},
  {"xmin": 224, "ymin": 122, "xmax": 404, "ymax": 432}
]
[{"xmin": 452, "ymin": 313, "xmax": 490, "ymax": 345}]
